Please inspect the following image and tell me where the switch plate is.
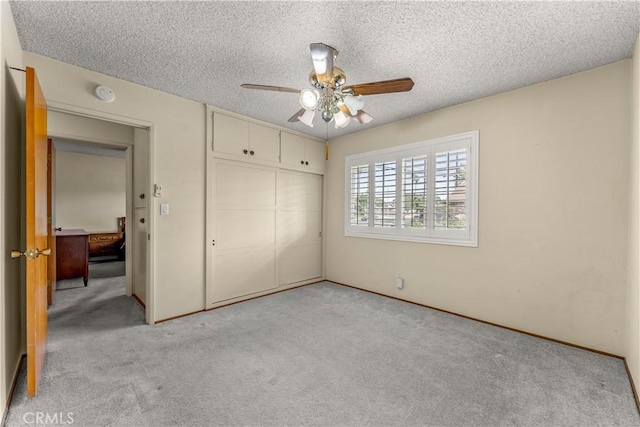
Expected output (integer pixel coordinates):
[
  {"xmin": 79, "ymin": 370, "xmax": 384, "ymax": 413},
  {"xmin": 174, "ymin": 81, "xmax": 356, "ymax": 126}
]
[
  {"xmin": 160, "ymin": 204, "xmax": 169, "ymax": 215},
  {"xmin": 396, "ymin": 277, "xmax": 404, "ymax": 289}
]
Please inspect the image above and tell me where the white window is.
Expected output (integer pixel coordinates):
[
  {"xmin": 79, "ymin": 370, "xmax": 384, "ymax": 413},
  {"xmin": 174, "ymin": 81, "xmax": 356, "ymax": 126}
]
[{"xmin": 345, "ymin": 131, "xmax": 478, "ymax": 247}]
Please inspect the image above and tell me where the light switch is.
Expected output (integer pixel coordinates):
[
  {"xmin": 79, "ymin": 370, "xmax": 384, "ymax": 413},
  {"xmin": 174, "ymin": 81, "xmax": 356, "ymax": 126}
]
[{"xmin": 160, "ymin": 204, "xmax": 170, "ymax": 215}]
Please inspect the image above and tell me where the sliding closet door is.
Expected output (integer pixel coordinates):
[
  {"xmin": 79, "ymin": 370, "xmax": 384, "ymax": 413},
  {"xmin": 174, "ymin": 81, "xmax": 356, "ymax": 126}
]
[
  {"xmin": 213, "ymin": 160, "xmax": 277, "ymax": 302},
  {"xmin": 277, "ymin": 170, "xmax": 322, "ymax": 284}
]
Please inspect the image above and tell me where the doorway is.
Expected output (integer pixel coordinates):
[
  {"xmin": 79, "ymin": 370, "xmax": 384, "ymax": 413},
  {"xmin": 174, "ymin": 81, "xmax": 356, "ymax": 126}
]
[
  {"xmin": 52, "ymin": 139, "xmax": 127, "ymax": 292},
  {"xmin": 47, "ymin": 110, "xmax": 150, "ymax": 321}
]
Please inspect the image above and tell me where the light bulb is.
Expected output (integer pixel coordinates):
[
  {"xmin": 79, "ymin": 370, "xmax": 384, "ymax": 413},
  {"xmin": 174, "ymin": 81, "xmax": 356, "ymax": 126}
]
[
  {"xmin": 343, "ymin": 94, "xmax": 364, "ymax": 115},
  {"xmin": 334, "ymin": 110, "xmax": 350, "ymax": 128},
  {"xmin": 299, "ymin": 109, "xmax": 315, "ymax": 127},
  {"xmin": 299, "ymin": 89, "xmax": 319, "ymax": 110}
]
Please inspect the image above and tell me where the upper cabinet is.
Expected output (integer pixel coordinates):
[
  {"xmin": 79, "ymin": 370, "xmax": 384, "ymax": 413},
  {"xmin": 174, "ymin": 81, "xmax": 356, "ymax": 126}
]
[
  {"xmin": 210, "ymin": 109, "xmax": 325, "ymax": 173},
  {"xmin": 280, "ymin": 132, "xmax": 326, "ymax": 172},
  {"xmin": 213, "ymin": 112, "xmax": 280, "ymax": 164}
]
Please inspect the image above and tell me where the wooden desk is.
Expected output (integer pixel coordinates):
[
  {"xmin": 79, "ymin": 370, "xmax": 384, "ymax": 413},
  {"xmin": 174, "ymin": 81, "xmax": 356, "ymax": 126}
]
[{"xmin": 56, "ymin": 229, "xmax": 89, "ymax": 286}]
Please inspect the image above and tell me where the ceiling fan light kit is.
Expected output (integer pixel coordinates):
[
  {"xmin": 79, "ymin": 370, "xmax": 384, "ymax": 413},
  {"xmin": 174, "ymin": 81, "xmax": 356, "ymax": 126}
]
[
  {"xmin": 242, "ymin": 43, "xmax": 414, "ymax": 130},
  {"xmin": 299, "ymin": 89, "xmax": 319, "ymax": 110},
  {"xmin": 299, "ymin": 109, "xmax": 316, "ymax": 127},
  {"xmin": 344, "ymin": 94, "xmax": 364, "ymax": 115}
]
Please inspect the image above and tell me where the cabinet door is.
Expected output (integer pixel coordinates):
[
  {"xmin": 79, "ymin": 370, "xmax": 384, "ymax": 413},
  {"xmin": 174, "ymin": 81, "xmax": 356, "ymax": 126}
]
[
  {"xmin": 213, "ymin": 161, "xmax": 278, "ymax": 302},
  {"xmin": 213, "ymin": 112, "xmax": 249, "ymax": 156},
  {"xmin": 277, "ymin": 171, "xmax": 322, "ymax": 285},
  {"xmin": 215, "ymin": 248, "xmax": 277, "ymax": 302},
  {"xmin": 280, "ymin": 132, "xmax": 306, "ymax": 168},
  {"xmin": 304, "ymin": 140, "xmax": 326, "ymax": 170},
  {"xmin": 248, "ymin": 123, "xmax": 280, "ymax": 163},
  {"xmin": 280, "ymin": 132, "xmax": 326, "ymax": 171},
  {"xmin": 279, "ymin": 244, "xmax": 321, "ymax": 285}
]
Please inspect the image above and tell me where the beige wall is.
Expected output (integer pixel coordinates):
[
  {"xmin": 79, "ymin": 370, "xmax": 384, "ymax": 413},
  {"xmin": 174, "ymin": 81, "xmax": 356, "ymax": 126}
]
[
  {"xmin": 22, "ymin": 52, "xmax": 206, "ymax": 322},
  {"xmin": 0, "ymin": 1, "xmax": 24, "ymax": 417},
  {"xmin": 7, "ymin": 10, "xmax": 638, "ymax": 404},
  {"xmin": 55, "ymin": 151, "xmax": 126, "ymax": 233},
  {"xmin": 627, "ymin": 35, "xmax": 640, "ymax": 393},
  {"xmin": 49, "ymin": 110, "xmax": 134, "ymax": 146},
  {"xmin": 326, "ymin": 61, "xmax": 631, "ymax": 355}
]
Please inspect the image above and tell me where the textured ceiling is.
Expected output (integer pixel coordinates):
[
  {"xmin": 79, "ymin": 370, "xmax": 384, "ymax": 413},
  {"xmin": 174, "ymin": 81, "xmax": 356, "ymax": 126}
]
[{"xmin": 10, "ymin": 1, "xmax": 640, "ymax": 139}]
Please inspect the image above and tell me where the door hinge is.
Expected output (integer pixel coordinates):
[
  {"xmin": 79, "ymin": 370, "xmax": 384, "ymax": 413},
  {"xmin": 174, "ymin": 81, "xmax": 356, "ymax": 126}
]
[{"xmin": 147, "ymin": 233, "xmax": 151, "ymax": 241}]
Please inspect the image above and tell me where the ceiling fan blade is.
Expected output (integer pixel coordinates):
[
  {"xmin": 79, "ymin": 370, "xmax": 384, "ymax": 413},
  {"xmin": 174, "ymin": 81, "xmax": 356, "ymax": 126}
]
[
  {"xmin": 352, "ymin": 110, "xmax": 373, "ymax": 124},
  {"xmin": 343, "ymin": 78, "xmax": 414, "ymax": 96},
  {"xmin": 241, "ymin": 84, "xmax": 300, "ymax": 94},
  {"xmin": 310, "ymin": 43, "xmax": 337, "ymax": 85},
  {"xmin": 287, "ymin": 108, "xmax": 306, "ymax": 123}
]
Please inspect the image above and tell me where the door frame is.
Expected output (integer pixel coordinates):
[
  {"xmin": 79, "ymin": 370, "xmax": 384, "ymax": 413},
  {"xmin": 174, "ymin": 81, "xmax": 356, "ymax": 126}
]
[
  {"xmin": 45, "ymin": 101, "xmax": 156, "ymax": 325},
  {"xmin": 46, "ymin": 139, "xmax": 56, "ymax": 306}
]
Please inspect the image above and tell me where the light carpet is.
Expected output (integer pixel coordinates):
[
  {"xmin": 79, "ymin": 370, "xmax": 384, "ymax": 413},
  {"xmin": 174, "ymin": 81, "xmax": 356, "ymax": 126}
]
[{"xmin": 5, "ymin": 267, "xmax": 639, "ymax": 426}]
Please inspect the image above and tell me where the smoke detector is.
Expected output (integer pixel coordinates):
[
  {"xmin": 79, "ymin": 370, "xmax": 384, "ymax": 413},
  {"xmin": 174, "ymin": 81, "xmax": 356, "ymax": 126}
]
[{"xmin": 94, "ymin": 85, "xmax": 115, "ymax": 103}]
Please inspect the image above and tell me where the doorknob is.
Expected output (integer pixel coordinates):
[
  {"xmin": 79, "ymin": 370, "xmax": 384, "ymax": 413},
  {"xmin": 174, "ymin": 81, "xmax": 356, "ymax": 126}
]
[
  {"xmin": 11, "ymin": 248, "xmax": 51, "ymax": 259},
  {"xmin": 140, "ymin": 218, "xmax": 145, "ymax": 224}
]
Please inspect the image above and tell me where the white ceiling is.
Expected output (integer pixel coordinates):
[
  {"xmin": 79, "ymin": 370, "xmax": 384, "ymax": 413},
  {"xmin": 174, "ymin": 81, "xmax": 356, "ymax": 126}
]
[{"xmin": 9, "ymin": 1, "xmax": 640, "ymax": 139}]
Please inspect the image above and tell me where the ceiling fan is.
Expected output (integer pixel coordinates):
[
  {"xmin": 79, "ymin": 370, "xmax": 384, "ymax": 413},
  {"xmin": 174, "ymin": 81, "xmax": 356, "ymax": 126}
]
[{"xmin": 241, "ymin": 43, "xmax": 414, "ymax": 129}]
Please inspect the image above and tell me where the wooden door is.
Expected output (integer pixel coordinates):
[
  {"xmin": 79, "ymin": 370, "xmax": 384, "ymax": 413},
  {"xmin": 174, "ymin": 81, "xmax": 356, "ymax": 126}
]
[
  {"xmin": 26, "ymin": 67, "xmax": 49, "ymax": 397},
  {"xmin": 47, "ymin": 139, "xmax": 56, "ymax": 305}
]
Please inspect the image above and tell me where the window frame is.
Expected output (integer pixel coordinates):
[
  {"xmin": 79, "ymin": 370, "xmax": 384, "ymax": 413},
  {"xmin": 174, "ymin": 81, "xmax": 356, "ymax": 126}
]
[{"xmin": 344, "ymin": 130, "xmax": 479, "ymax": 247}]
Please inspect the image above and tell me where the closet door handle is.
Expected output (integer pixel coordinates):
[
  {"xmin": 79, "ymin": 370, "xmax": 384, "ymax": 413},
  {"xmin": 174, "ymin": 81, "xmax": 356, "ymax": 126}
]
[
  {"xmin": 140, "ymin": 218, "xmax": 145, "ymax": 224},
  {"xmin": 300, "ymin": 160, "xmax": 304, "ymax": 165},
  {"xmin": 243, "ymin": 149, "xmax": 248, "ymax": 155},
  {"xmin": 249, "ymin": 150, "xmax": 255, "ymax": 156},
  {"xmin": 305, "ymin": 161, "xmax": 309, "ymax": 166}
]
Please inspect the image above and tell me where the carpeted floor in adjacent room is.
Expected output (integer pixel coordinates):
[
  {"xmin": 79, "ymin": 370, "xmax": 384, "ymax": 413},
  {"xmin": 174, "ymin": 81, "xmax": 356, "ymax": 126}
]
[{"xmin": 5, "ymin": 264, "xmax": 639, "ymax": 426}]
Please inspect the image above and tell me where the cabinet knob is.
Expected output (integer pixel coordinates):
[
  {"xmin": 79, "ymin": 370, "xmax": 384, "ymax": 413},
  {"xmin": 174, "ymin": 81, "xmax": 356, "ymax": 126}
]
[
  {"xmin": 140, "ymin": 218, "xmax": 145, "ymax": 224},
  {"xmin": 305, "ymin": 161, "xmax": 309, "ymax": 166},
  {"xmin": 300, "ymin": 160, "xmax": 304, "ymax": 165},
  {"xmin": 243, "ymin": 149, "xmax": 248, "ymax": 155},
  {"xmin": 249, "ymin": 150, "xmax": 255, "ymax": 156},
  {"xmin": 139, "ymin": 193, "xmax": 145, "ymax": 199}
]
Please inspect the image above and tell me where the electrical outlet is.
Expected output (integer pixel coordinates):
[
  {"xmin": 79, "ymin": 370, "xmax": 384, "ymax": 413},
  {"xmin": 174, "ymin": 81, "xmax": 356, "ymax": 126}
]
[
  {"xmin": 396, "ymin": 277, "xmax": 404, "ymax": 289},
  {"xmin": 154, "ymin": 184, "xmax": 162, "ymax": 198}
]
